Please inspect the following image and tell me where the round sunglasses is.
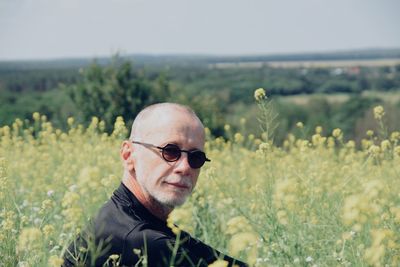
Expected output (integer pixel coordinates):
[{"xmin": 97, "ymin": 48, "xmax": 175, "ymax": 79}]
[{"xmin": 132, "ymin": 141, "xmax": 210, "ymax": 169}]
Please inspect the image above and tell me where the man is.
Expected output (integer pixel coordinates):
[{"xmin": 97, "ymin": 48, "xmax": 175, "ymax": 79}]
[{"xmin": 63, "ymin": 103, "xmax": 247, "ymax": 267}]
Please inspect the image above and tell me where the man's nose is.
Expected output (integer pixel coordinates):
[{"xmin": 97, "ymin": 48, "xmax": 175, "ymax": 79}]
[{"xmin": 174, "ymin": 153, "xmax": 192, "ymax": 173}]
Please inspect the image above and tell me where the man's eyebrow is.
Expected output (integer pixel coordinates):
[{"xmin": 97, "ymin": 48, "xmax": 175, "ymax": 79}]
[{"xmin": 164, "ymin": 141, "xmax": 203, "ymax": 151}]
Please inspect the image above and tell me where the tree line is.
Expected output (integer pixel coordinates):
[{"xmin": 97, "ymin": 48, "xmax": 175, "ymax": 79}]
[{"xmin": 0, "ymin": 55, "xmax": 399, "ymax": 144}]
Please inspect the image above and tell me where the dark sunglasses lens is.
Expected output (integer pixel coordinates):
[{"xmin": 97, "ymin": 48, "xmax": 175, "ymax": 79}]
[
  {"xmin": 162, "ymin": 144, "xmax": 181, "ymax": 161},
  {"xmin": 188, "ymin": 151, "xmax": 206, "ymax": 169}
]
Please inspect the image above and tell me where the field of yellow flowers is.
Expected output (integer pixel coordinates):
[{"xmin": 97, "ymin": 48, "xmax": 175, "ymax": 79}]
[{"xmin": 1, "ymin": 90, "xmax": 399, "ymax": 266}]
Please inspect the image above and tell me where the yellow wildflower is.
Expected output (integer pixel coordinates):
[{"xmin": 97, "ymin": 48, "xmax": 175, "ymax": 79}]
[
  {"xmin": 229, "ymin": 232, "xmax": 258, "ymax": 265},
  {"xmin": 368, "ymin": 145, "xmax": 381, "ymax": 156},
  {"xmin": 311, "ymin": 134, "xmax": 326, "ymax": 146},
  {"xmin": 42, "ymin": 224, "xmax": 55, "ymax": 238},
  {"xmin": 389, "ymin": 207, "xmax": 400, "ymax": 223},
  {"xmin": 112, "ymin": 116, "xmax": 128, "ymax": 138},
  {"xmin": 394, "ymin": 146, "xmax": 400, "ymax": 156},
  {"xmin": 48, "ymin": 255, "xmax": 64, "ymax": 267},
  {"xmin": 99, "ymin": 120, "xmax": 106, "ymax": 132},
  {"xmin": 166, "ymin": 219, "xmax": 180, "ymax": 235},
  {"xmin": 342, "ymin": 195, "xmax": 362, "ymax": 226},
  {"xmin": 41, "ymin": 199, "xmax": 54, "ymax": 212},
  {"xmin": 258, "ymin": 142, "xmax": 270, "ymax": 153},
  {"xmin": 167, "ymin": 208, "xmax": 191, "ymax": 235},
  {"xmin": 366, "ymin": 130, "xmax": 374, "ymax": 137},
  {"xmin": 62, "ymin": 191, "xmax": 80, "ymax": 208},
  {"xmin": 273, "ymin": 178, "xmax": 298, "ymax": 211},
  {"xmin": 254, "ymin": 88, "xmax": 266, "ymax": 101},
  {"xmin": 225, "ymin": 216, "xmax": 253, "ymax": 235},
  {"xmin": 17, "ymin": 227, "xmax": 43, "ymax": 254},
  {"xmin": 373, "ymin": 105, "xmax": 385, "ymax": 119},
  {"xmin": 1, "ymin": 211, "xmax": 15, "ymax": 231},
  {"xmin": 67, "ymin": 117, "xmax": 74, "ymax": 126},
  {"xmin": 346, "ymin": 140, "xmax": 355, "ymax": 149},
  {"xmin": 234, "ymin": 133, "xmax": 244, "ymax": 143},
  {"xmin": 208, "ymin": 260, "xmax": 228, "ymax": 267},
  {"xmin": 2, "ymin": 217, "xmax": 14, "ymax": 231},
  {"xmin": 167, "ymin": 208, "xmax": 192, "ymax": 233},
  {"xmin": 283, "ymin": 140, "xmax": 290, "ymax": 148},
  {"xmin": 390, "ymin": 131, "xmax": 400, "ymax": 141},
  {"xmin": 296, "ymin": 122, "xmax": 304, "ymax": 128},
  {"xmin": 332, "ymin": 128, "xmax": 342, "ymax": 139},
  {"xmin": 364, "ymin": 229, "xmax": 393, "ymax": 266},
  {"xmin": 32, "ymin": 112, "xmax": 40, "ymax": 121},
  {"xmin": 380, "ymin": 140, "xmax": 391, "ymax": 151},
  {"xmin": 361, "ymin": 139, "xmax": 372, "ymax": 150},
  {"xmin": 315, "ymin": 126, "xmax": 323, "ymax": 134},
  {"xmin": 91, "ymin": 116, "xmax": 99, "ymax": 127}
]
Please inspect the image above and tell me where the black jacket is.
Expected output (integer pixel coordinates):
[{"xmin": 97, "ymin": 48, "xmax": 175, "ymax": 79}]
[{"xmin": 63, "ymin": 183, "xmax": 248, "ymax": 267}]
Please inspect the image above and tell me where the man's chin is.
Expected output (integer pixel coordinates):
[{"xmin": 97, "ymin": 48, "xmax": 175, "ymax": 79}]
[{"xmin": 155, "ymin": 193, "xmax": 189, "ymax": 208}]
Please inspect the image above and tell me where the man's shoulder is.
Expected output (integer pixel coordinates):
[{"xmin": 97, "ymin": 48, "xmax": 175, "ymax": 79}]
[
  {"xmin": 93, "ymin": 199, "xmax": 135, "ymax": 236},
  {"xmin": 95, "ymin": 201, "xmax": 177, "ymax": 266},
  {"xmin": 65, "ymin": 198, "xmax": 174, "ymax": 266},
  {"xmin": 94, "ymin": 197, "xmax": 170, "ymax": 235}
]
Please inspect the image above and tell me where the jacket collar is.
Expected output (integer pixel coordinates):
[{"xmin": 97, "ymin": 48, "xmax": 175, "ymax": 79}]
[{"xmin": 113, "ymin": 182, "xmax": 167, "ymax": 227}]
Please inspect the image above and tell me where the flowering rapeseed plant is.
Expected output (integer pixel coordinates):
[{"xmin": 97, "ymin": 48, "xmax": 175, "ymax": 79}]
[
  {"xmin": 0, "ymin": 92, "xmax": 399, "ymax": 266},
  {"xmin": 373, "ymin": 105, "xmax": 385, "ymax": 120},
  {"xmin": 253, "ymin": 88, "xmax": 266, "ymax": 102}
]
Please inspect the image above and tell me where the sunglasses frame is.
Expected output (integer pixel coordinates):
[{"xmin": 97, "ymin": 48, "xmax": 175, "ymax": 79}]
[{"xmin": 131, "ymin": 141, "xmax": 210, "ymax": 169}]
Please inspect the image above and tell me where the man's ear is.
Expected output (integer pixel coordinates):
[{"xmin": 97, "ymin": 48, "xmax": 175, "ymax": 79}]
[{"xmin": 121, "ymin": 141, "xmax": 135, "ymax": 171}]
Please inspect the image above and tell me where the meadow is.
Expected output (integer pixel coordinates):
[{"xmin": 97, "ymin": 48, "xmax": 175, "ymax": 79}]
[{"xmin": 0, "ymin": 89, "xmax": 399, "ymax": 266}]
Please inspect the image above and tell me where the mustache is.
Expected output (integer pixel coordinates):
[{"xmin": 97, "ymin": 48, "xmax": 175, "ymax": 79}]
[{"xmin": 163, "ymin": 177, "xmax": 193, "ymax": 188}]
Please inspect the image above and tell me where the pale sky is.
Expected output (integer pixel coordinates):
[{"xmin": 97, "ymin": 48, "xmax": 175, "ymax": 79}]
[{"xmin": 0, "ymin": 0, "xmax": 399, "ymax": 60}]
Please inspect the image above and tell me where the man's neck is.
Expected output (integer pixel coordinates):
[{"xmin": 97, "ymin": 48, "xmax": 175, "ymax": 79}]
[{"xmin": 122, "ymin": 178, "xmax": 173, "ymax": 221}]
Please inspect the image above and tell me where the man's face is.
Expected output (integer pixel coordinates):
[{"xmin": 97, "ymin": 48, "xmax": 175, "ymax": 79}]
[{"xmin": 131, "ymin": 111, "xmax": 205, "ymax": 208}]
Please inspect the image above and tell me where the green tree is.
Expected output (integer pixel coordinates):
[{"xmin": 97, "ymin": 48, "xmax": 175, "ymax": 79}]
[{"xmin": 69, "ymin": 56, "xmax": 170, "ymax": 130}]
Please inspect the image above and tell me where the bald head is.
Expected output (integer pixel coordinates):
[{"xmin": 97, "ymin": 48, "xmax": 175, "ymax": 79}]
[
  {"xmin": 130, "ymin": 103, "xmax": 205, "ymax": 142},
  {"xmin": 121, "ymin": 102, "xmax": 208, "ymax": 217}
]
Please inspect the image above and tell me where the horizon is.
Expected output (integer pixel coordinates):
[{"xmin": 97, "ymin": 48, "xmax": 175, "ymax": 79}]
[{"xmin": 1, "ymin": 46, "xmax": 400, "ymax": 64}]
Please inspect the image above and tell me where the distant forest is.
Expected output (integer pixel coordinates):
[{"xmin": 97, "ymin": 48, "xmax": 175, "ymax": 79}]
[{"xmin": 1, "ymin": 48, "xmax": 400, "ymax": 144}]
